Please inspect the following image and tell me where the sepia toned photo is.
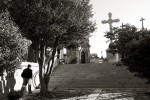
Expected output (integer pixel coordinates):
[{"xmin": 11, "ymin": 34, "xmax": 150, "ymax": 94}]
[{"xmin": 0, "ymin": 0, "xmax": 150, "ymax": 100}]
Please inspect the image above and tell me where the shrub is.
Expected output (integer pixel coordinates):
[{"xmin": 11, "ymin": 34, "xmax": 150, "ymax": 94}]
[{"xmin": 7, "ymin": 91, "xmax": 23, "ymax": 100}]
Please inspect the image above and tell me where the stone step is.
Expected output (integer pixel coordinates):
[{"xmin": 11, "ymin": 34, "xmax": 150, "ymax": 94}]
[
  {"xmin": 49, "ymin": 81, "xmax": 146, "ymax": 86},
  {"xmin": 49, "ymin": 63, "xmax": 150, "ymax": 88},
  {"xmin": 49, "ymin": 81, "xmax": 150, "ymax": 88},
  {"xmin": 53, "ymin": 69, "xmax": 130, "ymax": 73},
  {"xmin": 49, "ymin": 78, "xmax": 148, "ymax": 87},
  {"xmin": 52, "ymin": 69, "xmax": 132, "ymax": 74},
  {"xmin": 51, "ymin": 73, "xmax": 135, "ymax": 78},
  {"xmin": 49, "ymin": 77, "xmax": 147, "ymax": 81},
  {"xmin": 50, "ymin": 76, "xmax": 136, "ymax": 80},
  {"xmin": 55, "ymin": 66, "xmax": 125, "ymax": 69},
  {"xmin": 54, "ymin": 69, "xmax": 129, "ymax": 73}
]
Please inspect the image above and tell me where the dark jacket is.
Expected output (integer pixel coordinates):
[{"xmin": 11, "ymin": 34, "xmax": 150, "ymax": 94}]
[{"xmin": 21, "ymin": 68, "xmax": 32, "ymax": 78}]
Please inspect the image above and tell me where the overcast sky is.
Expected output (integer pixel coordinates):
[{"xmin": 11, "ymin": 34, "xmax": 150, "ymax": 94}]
[{"xmin": 89, "ymin": 0, "xmax": 150, "ymax": 57}]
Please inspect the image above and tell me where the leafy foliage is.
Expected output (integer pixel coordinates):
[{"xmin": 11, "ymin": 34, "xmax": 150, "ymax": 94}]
[
  {"xmin": 7, "ymin": 0, "xmax": 96, "ymax": 91},
  {"xmin": 106, "ymin": 24, "xmax": 150, "ymax": 82},
  {"xmin": 8, "ymin": 0, "xmax": 95, "ymax": 48},
  {"xmin": 7, "ymin": 90, "xmax": 23, "ymax": 100},
  {"xmin": 0, "ymin": 11, "xmax": 30, "ymax": 74},
  {"xmin": 123, "ymin": 32, "xmax": 150, "ymax": 81},
  {"xmin": 0, "ymin": 0, "xmax": 8, "ymax": 13}
]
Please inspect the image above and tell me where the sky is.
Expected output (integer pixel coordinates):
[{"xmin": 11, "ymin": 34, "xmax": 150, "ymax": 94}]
[{"xmin": 89, "ymin": 0, "xmax": 150, "ymax": 58}]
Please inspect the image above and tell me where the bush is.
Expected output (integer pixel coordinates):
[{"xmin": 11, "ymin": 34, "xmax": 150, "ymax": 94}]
[{"xmin": 7, "ymin": 91, "xmax": 23, "ymax": 100}]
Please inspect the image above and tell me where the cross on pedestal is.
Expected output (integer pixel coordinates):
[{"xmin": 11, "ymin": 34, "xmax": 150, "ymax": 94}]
[
  {"xmin": 101, "ymin": 12, "xmax": 120, "ymax": 43},
  {"xmin": 140, "ymin": 17, "xmax": 145, "ymax": 30}
]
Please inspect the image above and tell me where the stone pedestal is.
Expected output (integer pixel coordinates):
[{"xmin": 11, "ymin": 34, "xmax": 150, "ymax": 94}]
[{"xmin": 106, "ymin": 49, "xmax": 119, "ymax": 63}]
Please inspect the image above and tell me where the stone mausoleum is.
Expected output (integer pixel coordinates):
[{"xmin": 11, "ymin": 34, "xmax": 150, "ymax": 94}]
[{"xmin": 27, "ymin": 42, "xmax": 90, "ymax": 64}]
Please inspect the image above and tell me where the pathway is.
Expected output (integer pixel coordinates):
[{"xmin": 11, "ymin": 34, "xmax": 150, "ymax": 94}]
[{"xmin": 22, "ymin": 88, "xmax": 150, "ymax": 100}]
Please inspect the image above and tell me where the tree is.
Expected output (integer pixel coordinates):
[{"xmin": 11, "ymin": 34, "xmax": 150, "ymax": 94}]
[
  {"xmin": 122, "ymin": 30, "xmax": 150, "ymax": 82},
  {"xmin": 106, "ymin": 24, "xmax": 150, "ymax": 83},
  {"xmin": 8, "ymin": 0, "xmax": 96, "ymax": 92},
  {"xmin": 0, "ymin": 10, "xmax": 30, "ymax": 75},
  {"xmin": 107, "ymin": 25, "xmax": 138, "ymax": 59},
  {"xmin": 0, "ymin": 0, "xmax": 7, "ymax": 13}
]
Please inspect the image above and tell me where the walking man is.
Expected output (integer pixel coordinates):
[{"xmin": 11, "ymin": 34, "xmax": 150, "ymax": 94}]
[{"xmin": 21, "ymin": 64, "xmax": 32, "ymax": 94}]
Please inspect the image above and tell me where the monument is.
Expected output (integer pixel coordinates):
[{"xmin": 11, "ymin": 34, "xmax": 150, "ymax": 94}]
[{"xmin": 101, "ymin": 12, "xmax": 120, "ymax": 63}]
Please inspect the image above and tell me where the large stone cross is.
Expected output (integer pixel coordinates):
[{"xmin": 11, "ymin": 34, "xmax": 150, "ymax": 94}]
[{"xmin": 101, "ymin": 12, "xmax": 120, "ymax": 33}]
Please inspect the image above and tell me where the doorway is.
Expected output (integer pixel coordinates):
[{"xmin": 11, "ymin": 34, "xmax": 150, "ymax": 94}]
[{"xmin": 81, "ymin": 51, "xmax": 85, "ymax": 63}]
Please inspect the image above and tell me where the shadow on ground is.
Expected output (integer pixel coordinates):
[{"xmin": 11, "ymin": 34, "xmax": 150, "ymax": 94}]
[
  {"xmin": 0, "ymin": 71, "xmax": 16, "ymax": 100},
  {"xmin": 34, "ymin": 89, "xmax": 94, "ymax": 99}
]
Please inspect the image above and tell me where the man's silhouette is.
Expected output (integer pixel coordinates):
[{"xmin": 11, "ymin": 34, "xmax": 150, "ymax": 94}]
[{"xmin": 21, "ymin": 64, "xmax": 32, "ymax": 94}]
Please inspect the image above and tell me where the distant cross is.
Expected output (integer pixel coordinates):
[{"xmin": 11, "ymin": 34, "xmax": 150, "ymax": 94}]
[
  {"xmin": 101, "ymin": 12, "xmax": 120, "ymax": 43},
  {"xmin": 120, "ymin": 23, "xmax": 127, "ymax": 29},
  {"xmin": 140, "ymin": 17, "xmax": 145, "ymax": 30}
]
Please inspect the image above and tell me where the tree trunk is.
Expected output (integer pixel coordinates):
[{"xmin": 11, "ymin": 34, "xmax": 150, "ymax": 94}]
[
  {"xmin": 39, "ymin": 38, "xmax": 59, "ymax": 92},
  {"xmin": 44, "ymin": 74, "xmax": 50, "ymax": 89},
  {"xmin": 44, "ymin": 46, "xmax": 57, "ymax": 89},
  {"xmin": 38, "ymin": 57, "xmax": 47, "ymax": 92},
  {"xmin": 38, "ymin": 40, "xmax": 47, "ymax": 92},
  {"xmin": 44, "ymin": 38, "xmax": 58, "ymax": 89}
]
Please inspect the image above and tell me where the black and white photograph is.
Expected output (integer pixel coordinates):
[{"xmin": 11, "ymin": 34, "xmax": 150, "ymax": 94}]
[{"xmin": 0, "ymin": 0, "xmax": 150, "ymax": 100}]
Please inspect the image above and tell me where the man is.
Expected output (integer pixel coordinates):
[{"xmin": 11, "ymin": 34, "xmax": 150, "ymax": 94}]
[{"xmin": 21, "ymin": 64, "xmax": 32, "ymax": 94}]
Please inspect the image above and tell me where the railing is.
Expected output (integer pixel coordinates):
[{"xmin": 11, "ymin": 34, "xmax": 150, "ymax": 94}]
[{"xmin": 32, "ymin": 70, "xmax": 40, "ymax": 89}]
